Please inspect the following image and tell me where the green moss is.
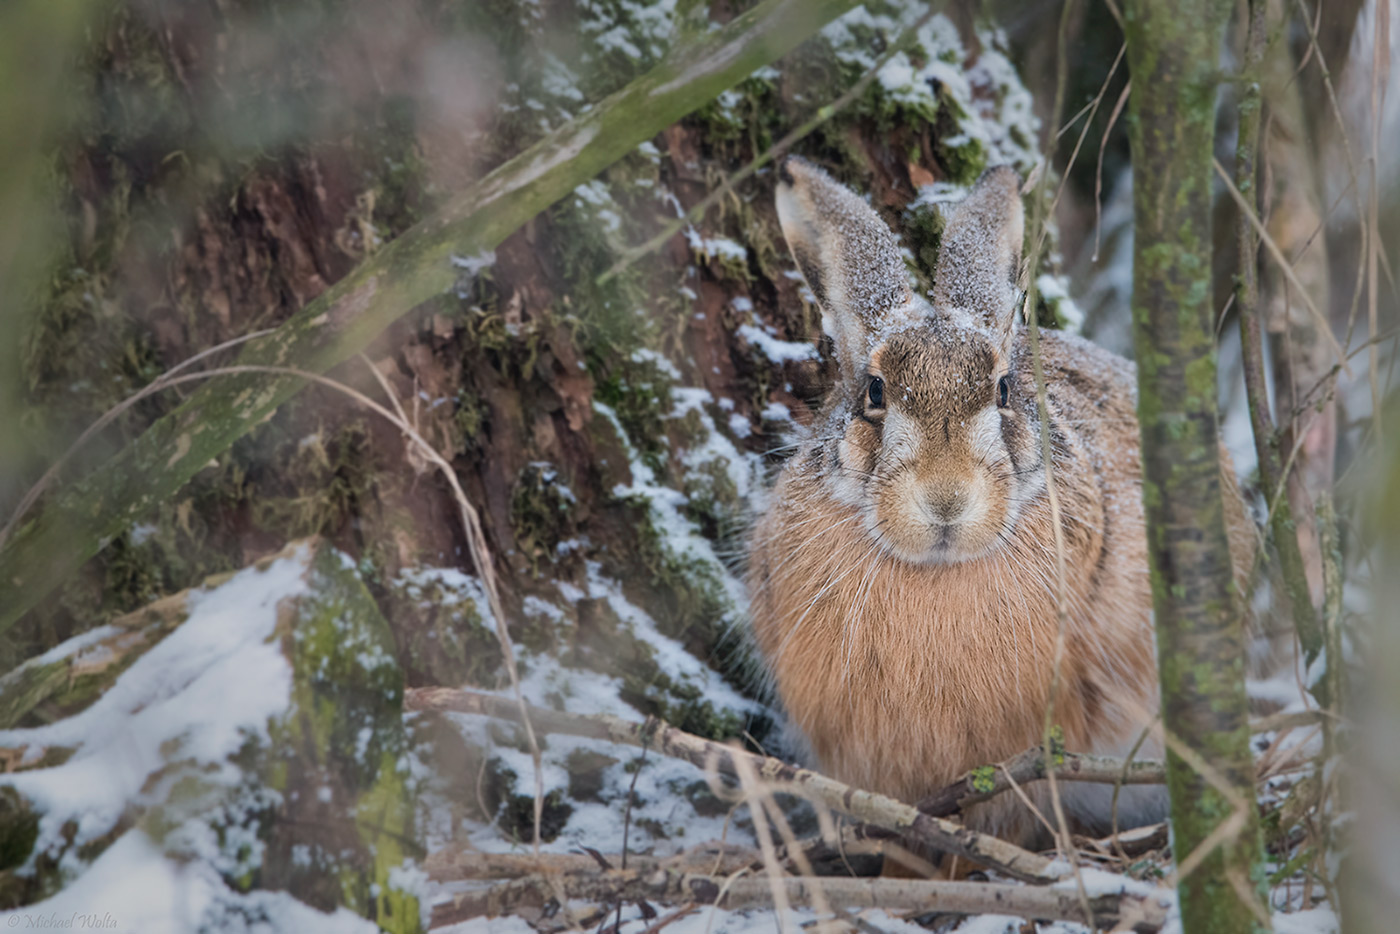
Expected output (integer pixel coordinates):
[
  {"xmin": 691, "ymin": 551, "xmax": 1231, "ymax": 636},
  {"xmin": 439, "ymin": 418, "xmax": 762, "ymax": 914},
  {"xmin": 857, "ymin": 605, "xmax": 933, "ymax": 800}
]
[
  {"xmin": 593, "ymin": 357, "xmax": 674, "ymax": 473},
  {"xmin": 938, "ymin": 135, "xmax": 989, "ymax": 187},
  {"xmin": 451, "ymin": 387, "xmax": 485, "ymax": 452},
  {"xmin": 261, "ymin": 544, "xmax": 421, "ymax": 929},
  {"xmin": 251, "ymin": 421, "xmax": 379, "ymax": 541},
  {"xmin": 1048, "ymin": 724, "xmax": 1066, "ymax": 765},
  {"xmin": 903, "ymin": 199, "xmax": 948, "ymax": 295},
  {"xmin": 0, "ymin": 788, "xmax": 39, "ymax": 874},
  {"xmin": 510, "ymin": 463, "xmax": 578, "ymax": 576}
]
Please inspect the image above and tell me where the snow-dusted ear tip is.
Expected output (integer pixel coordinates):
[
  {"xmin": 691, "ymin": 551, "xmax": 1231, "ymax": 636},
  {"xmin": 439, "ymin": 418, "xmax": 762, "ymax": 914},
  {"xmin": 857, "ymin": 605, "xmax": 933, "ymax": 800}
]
[
  {"xmin": 773, "ymin": 157, "xmax": 910, "ymax": 331},
  {"xmin": 932, "ymin": 164, "xmax": 1025, "ymax": 332}
]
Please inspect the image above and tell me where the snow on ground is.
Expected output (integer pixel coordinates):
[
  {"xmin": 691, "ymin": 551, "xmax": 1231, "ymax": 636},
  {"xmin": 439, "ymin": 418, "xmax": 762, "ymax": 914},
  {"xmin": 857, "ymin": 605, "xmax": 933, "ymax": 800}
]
[
  {"xmin": 0, "ymin": 545, "xmax": 310, "ymax": 864},
  {"xmin": 0, "ymin": 828, "xmax": 379, "ymax": 934}
]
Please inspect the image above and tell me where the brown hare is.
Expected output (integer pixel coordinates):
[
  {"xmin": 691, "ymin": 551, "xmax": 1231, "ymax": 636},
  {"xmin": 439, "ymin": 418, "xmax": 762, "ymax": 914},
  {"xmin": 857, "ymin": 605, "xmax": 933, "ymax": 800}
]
[{"xmin": 747, "ymin": 157, "xmax": 1255, "ymax": 843}]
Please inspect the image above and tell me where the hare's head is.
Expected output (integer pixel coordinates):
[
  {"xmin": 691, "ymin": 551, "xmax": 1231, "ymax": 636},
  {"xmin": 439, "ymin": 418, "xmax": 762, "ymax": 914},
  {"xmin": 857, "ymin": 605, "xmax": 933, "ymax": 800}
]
[{"xmin": 776, "ymin": 157, "xmax": 1043, "ymax": 564}]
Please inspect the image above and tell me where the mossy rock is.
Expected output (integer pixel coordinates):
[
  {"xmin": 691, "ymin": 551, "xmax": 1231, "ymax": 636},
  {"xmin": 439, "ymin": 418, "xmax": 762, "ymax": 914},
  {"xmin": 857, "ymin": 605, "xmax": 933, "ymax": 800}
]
[{"xmin": 0, "ymin": 540, "xmax": 422, "ymax": 931}]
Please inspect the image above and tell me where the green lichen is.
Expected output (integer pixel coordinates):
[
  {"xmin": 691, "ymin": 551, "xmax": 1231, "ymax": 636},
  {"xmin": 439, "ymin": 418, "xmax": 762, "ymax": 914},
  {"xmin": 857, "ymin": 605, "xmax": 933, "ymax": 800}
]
[{"xmin": 1048, "ymin": 724, "xmax": 1067, "ymax": 766}]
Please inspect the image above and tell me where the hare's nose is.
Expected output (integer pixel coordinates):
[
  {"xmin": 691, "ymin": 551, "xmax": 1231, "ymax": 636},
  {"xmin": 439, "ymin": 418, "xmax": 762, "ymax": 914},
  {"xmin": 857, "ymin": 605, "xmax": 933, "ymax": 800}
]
[{"xmin": 923, "ymin": 487, "xmax": 967, "ymax": 523}]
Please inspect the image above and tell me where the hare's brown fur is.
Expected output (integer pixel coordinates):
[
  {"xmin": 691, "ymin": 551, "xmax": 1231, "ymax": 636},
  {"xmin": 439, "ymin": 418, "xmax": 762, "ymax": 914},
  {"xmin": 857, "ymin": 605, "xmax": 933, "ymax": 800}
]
[{"xmin": 749, "ymin": 159, "xmax": 1255, "ymax": 842}]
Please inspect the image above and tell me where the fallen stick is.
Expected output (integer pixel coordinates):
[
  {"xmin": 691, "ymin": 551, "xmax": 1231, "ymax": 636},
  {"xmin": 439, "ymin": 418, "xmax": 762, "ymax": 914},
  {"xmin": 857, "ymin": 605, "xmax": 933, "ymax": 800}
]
[
  {"xmin": 427, "ymin": 869, "xmax": 1169, "ymax": 931},
  {"xmin": 1081, "ymin": 822, "xmax": 1171, "ymax": 860},
  {"xmin": 917, "ymin": 715, "xmax": 1311, "ymax": 820},
  {"xmin": 917, "ymin": 745, "xmax": 1167, "ymax": 818},
  {"xmin": 422, "ymin": 842, "xmax": 759, "ymax": 883},
  {"xmin": 405, "ymin": 686, "xmax": 1057, "ymax": 884}
]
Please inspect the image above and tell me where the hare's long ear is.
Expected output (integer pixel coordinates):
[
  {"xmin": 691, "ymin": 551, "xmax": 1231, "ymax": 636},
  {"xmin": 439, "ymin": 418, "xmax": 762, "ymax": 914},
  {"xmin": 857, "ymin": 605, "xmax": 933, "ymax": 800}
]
[
  {"xmin": 775, "ymin": 157, "xmax": 913, "ymax": 378},
  {"xmin": 931, "ymin": 165, "xmax": 1024, "ymax": 342}
]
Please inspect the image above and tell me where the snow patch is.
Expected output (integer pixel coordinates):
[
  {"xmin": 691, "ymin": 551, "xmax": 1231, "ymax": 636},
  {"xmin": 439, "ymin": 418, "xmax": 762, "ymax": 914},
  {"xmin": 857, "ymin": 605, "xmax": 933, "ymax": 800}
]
[{"xmin": 737, "ymin": 324, "xmax": 819, "ymax": 364}]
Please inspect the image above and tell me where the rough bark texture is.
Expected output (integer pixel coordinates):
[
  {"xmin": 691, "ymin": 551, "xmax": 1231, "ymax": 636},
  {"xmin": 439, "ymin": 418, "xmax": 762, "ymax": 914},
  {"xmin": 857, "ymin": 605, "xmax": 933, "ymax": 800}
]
[
  {"xmin": 1123, "ymin": 0, "xmax": 1267, "ymax": 929},
  {"xmin": 0, "ymin": 0, "xmax": 860, "ymax": 634}
]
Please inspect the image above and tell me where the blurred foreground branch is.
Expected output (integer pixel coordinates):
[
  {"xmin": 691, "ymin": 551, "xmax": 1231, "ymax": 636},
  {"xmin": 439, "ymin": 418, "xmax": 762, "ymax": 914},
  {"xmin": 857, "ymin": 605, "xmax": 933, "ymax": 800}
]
[{"xmin": 0, "ymin": 0, "xmax": 859, "ymax": 632}]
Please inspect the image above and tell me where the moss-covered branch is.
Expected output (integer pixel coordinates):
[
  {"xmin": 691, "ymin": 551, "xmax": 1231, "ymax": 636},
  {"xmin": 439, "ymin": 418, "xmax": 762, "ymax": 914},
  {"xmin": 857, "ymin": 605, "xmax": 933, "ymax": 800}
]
[
  {"xmin": 1122, "ymin": 0, "xmax": 1268, "ymax": 928},
  {"xmin": 0, "ymin": 587, "xmax": 191, "ymax": 729},
  {"xmin": 0, "ymin": 0, "xmax": 859, "ymax": 632}
]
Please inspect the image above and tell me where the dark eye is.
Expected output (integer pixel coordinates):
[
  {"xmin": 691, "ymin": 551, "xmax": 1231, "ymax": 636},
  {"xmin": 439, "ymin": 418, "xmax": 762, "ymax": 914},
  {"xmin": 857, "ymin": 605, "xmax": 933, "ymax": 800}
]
[
  {"xmin": 997, "ymin": 375, "xmax": 1011, "ymax": 408},
  {"xmin": 868, "ymin": 376, "xmax": 885, "ymax": 409}
]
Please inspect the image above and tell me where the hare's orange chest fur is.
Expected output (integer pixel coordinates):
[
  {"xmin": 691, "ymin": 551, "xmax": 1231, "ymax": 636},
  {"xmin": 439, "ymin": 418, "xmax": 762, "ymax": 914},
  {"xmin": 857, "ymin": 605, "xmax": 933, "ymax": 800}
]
[{"xmin": 748, "ymin": 159, "xmax": 1253, "ymax": 837}]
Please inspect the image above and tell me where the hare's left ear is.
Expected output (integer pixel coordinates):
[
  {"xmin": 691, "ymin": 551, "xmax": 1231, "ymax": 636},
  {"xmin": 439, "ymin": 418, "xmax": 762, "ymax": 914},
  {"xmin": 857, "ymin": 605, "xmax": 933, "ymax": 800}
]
[{"xmin": 931, "ymin": 166, "xmax": 1024, "ymax": 342}]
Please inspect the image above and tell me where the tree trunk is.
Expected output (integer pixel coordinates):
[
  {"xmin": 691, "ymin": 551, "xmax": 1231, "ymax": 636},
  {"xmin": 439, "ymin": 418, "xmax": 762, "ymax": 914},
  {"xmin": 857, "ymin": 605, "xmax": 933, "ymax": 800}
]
[
  {"xmin": 0, "ymin": 0, "xmax": 860, "ymax": 635},
  {"xmin": 1123, "ymin": 0, "xmax": 1268, "ymax": 928}
]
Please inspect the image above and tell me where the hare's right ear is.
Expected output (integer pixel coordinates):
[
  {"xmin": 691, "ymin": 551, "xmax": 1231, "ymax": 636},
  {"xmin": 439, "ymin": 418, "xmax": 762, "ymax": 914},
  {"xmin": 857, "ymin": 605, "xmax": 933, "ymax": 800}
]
[{"xmin": 775, "ymin": 157, "xmax": 913, "ymax": 378}]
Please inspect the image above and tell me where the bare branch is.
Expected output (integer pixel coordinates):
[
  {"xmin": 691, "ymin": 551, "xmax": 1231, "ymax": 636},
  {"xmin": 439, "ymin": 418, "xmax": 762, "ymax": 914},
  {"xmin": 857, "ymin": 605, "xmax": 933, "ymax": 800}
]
[
  {"xmin": 917, "ymin": 746, "xmax": 1166, "ymax": 818},
  {"xmin": 428, "ymin": 870, "xmax": 1169, "ymax": 931}
]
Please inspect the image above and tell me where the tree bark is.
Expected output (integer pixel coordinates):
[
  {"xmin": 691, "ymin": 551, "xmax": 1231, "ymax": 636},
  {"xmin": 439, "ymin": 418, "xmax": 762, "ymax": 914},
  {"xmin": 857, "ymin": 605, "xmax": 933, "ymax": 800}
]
[
  {"xmin": 1123, "ymin": 0, "xmax": 1268, "ymax": 928},
  {"xmin": 0, "ymin": 0, "xmax": 859, "ymax": 634}
]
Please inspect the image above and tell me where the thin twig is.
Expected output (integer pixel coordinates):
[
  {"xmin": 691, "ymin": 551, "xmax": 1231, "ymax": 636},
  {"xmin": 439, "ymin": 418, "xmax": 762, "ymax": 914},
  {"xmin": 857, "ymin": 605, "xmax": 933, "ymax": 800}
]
[
  {"xmin": 1213, "ymin": 157, "xmax": 1351, "ymax": 376},
  {"xmin": 1092, "ymin": 79, "xmax": 1131, "ymax": 263},
  {"xmin": 1023, "ymin": 0, "xmax": 1094, "ymax": 925}
]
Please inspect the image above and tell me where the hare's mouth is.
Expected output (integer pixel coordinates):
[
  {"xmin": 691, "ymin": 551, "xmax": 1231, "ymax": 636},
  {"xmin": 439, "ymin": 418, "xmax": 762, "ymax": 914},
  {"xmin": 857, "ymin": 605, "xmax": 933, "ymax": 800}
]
[
  {"xmin": 868, "ymin": 511, "xmax": 1006, "ymax": 565},
  {"xmin": 872, "ymin": 522, "xmax": 970, "ymax": 565}
]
